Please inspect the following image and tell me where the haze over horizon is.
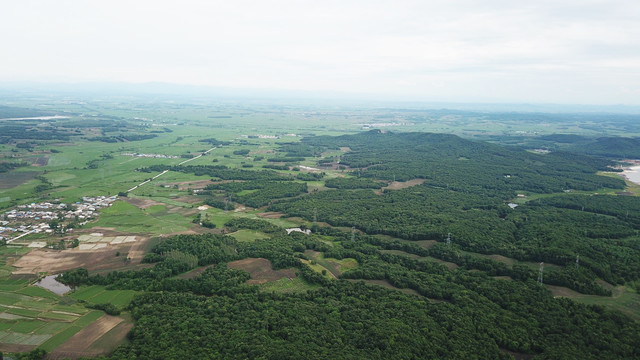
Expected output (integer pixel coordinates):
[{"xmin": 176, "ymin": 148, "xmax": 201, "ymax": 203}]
[{"xmin": 1, "ymin": 0, "xmax": 639, "ymax": 105}]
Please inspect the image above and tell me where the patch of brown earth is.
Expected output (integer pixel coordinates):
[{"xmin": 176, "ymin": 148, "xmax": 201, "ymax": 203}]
[
  {"xmin": 33, "ymin": 156, "xmax": 50, "ymax": 166},
  {"xmin": 382, "ymin": 179, "xmax": 426, "ymax": 191},
  {"xmin": 0, "ymin": 343, "xmax": 36, "ymax": 353},
  {"xmin": 228, "ymin": 258, "xmax": 296, "ymax": 284},
  {"xmin": 84, "ymin": 320, "xmax": 134, "ymax": 355},
  {"xmin": 49, "ymin": 315, "xmax": 124, "ymax": 359},
  {"xmin": 13, "ymin": 237, "xmax": 151, "ymax": 275},
  {"xmin": 122, "ymin": 197, "xmax": 164, "ymax": 209}
]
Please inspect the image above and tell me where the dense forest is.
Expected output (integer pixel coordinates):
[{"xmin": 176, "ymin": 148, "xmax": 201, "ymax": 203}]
[
  {"xmin": 61, "ymin": 229, "xmax": 640, "ymax": 359},
  {"xmin": 268, "ymin": 131, "xmax": 637, "ymax": 295}
]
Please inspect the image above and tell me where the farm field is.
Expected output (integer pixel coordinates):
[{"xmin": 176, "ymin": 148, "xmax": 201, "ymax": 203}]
[{"xmin": 0, "ymin": 274, "xmax": 107, "ymax": 354}]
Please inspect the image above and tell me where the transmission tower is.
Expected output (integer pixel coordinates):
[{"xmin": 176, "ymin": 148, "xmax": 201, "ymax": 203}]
[
  {"xmin": 538, "ymin": 262, "xmax": 544, "ymax": 284},
  {"xmin": 575, "ymin": 255, "xmax": 580, "ymax": 269},
  {"xmin": 313, "ymin": 207, "xmax": 318, "ymax": 223},
  {"xmin": 351, "ymin": 226, "xmax": 356, "ymax": 242},
  {"xmin": 446, "ymin": 233, "xmax": 451, "ymax": 247}
]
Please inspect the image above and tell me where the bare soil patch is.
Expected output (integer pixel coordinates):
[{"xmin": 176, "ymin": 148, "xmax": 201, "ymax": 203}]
[
  {"xmin": 84, "ymin": 320, "xmax": 134, "ymax": 355},
  {"xmin": 13, "ymin": 236, "xmax": 151, "ymax": 275},
  {"xmin": 227, "ymin": 258, "xmax": 296, "ymax": 284},
  {"xmin": 33, "ymin": 156, "xmax": 50, "ymax": 167},
  {"xmin": 0, "ymin": 343, "xmax": 36, "ymax": 353},
  {"xmin": 257, "ymin": 212, "xmax": 284, "ymax": 219},
  {"xmin": 123, "ymin": 197, "xmax": 164, "ymax": 209},
  {"xmin": 49, "ymin": 315, "xmax": 124, "ymax": 359},
  {"xmin": 382, "ymin": 179, "xmax": 426, "ymax": 191}
]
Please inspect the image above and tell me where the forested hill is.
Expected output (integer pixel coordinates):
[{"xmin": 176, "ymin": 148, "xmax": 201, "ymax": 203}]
[
  {"xmin": 271, "ymin": 130, "xmax": 638, "ymax": 296},
  {"xmin": 303, "ymin": 130, "xmax": 623, "ymax": 197}
]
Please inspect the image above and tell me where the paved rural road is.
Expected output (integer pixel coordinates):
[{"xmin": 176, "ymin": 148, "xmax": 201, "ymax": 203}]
[{"xmin": 127, "ymin": 147, "xmax": 216, "ymax": 193}]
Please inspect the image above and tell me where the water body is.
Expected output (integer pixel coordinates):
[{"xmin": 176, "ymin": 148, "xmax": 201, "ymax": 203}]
[
  {"xmin": 34, "ymin": 275, "xmax": 72, "ymax": 295},
  {"xmin": 0, "ymin": 115, "xmax": 70, "ymax": 121},
  {"xmin": 621, "ymin": 165, "xmax": 640, "ymax": 185}
]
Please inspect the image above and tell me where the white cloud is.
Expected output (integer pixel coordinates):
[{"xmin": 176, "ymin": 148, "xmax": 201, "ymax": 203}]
[{"xmin": 1, "ymin": 0, "xmax": 639, "ymax": 104}]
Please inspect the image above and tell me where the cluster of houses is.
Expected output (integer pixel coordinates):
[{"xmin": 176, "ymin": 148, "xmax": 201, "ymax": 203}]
[
  {"xmin": 121, "ymin": 152, "xmax": 178, "ymax": 159},
  {"xmin": 0, "ymin": 196, "xmax": 117, "ymax": 241}
]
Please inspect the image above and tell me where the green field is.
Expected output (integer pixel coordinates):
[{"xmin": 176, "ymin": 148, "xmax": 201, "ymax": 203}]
[
  {"xmin": 71, "ymin": 286, "xmax": 138, "ymax": 308},
  {"xmin": 259, "ymin": 277, "xmax": 319, "ymax": 293},
  {"xmin": 92, "ymin": 200, "xmax": 193, "ymax": 234}
]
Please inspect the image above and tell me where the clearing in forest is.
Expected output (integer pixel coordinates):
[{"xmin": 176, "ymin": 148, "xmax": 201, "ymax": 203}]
[
  {"xmin": 227, "ymin": 258, "xmax": 296, "ymax": 284},
  {"xmin": 381, "ymin": 178, "xmax": 426, "ymax": 191}
]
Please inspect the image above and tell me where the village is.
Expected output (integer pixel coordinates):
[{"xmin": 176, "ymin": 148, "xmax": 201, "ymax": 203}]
[
  {"xmin": 0, "ymin": 195, "xmax": 117, "ymax": 242},
  {"xmin": 120, "ymin": 152, "xmax": 178, "ymax": 159}
]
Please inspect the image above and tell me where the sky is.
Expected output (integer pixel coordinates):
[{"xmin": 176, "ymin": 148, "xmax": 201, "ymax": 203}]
[{"xmin": 1, "ymin": 0, "xmax": 639, "ymax": 105}]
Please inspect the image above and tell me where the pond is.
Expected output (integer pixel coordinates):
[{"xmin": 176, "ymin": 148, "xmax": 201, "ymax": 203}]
[{"xmin": 34, "ymin": 275, "xmax": 73, "ymax": 295}]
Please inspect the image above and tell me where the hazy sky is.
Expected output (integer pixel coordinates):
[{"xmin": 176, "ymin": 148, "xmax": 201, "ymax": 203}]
[{"xmin": 1, "ymin": 0, "xmax": 639, "ymax": 104}]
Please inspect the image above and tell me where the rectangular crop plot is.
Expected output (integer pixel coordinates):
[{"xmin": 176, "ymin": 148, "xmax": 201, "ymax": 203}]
[
  {"xmin": 0, "ymin": 291, "xmax": 30, "ymax": 305},
  {"xmin": 38, "ymin": 312, "xmax": 79, "ymax": 322},
  {"xmin": 17, "ymin": 286, "xmax": 60, "ymax": 300},
  {"xmin": 110, "ymin": 236, "xmax": 128, "ymax": 244},
  {"xmin": 38, "ymin": 326, "xmax": 81, "ymax": 351},
  {"xmin": 34, "ymin": 321, "xmax": 70, "ymax": 335},
  {"xmin": 72, "ymin": 311, "xmax": 104, "ymax": 327},
  {"xmin": 6, "ymin": 308, "xmax": 40, "ymax": 318},
  {"xmin": 0, "ymin": 331, "xmax": 51, "ymax": 345},
  {"xmin": 0, "ymin": 284, "xmax": 25, "ymax": 291},
  {"xmin": 77, "ymin": 235, "xmax": 93, "ymax": 242},
  {"xmin": 88, "ymin": 290, "xmax": 120, "ymax": 304},
  {"xmin": 10, "ymin": 319, "xmax": 46, "ymax": 333},
  {"xmin": 109, "ymin": 290, "xmax": 137, "ymax": 307},
  {"xmin": 70, "ymin": 286, "xmax": 106, "ymax": 301}
]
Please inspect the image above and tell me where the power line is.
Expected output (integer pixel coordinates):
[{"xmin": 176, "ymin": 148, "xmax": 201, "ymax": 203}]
[{"xmin": 538, "ymin": 262, "xmax": 544, "ymax": 284}]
